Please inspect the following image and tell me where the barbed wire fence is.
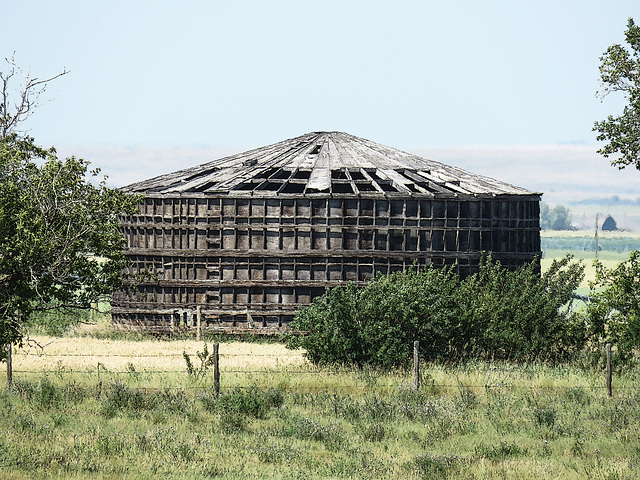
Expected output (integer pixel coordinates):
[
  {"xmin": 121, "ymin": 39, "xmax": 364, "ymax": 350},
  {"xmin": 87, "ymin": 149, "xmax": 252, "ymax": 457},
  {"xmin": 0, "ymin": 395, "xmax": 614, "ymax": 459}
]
[{"xmin": 5, "ymin": 341, "xmax": 621, "ymax": 397}]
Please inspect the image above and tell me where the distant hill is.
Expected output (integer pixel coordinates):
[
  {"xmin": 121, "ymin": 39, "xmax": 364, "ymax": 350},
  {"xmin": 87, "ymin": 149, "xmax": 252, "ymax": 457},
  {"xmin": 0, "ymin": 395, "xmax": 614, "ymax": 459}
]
[{"xmin": 569, "ymin": 195, "xmax": 640, "ymax": 206}]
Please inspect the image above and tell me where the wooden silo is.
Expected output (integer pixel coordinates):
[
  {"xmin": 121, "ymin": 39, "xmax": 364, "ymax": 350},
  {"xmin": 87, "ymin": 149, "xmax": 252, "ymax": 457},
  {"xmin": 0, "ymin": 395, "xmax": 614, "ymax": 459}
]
[{"xmin": 112, "ymin": 132, "xmax": 541, "ymax": 333}]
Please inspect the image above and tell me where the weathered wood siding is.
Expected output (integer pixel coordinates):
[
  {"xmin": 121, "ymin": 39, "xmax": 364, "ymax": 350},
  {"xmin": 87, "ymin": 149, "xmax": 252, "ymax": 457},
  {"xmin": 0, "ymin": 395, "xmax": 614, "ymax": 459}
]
[
  {"xmin": 112, "ymin": 132, "xmax": 541, "ymax": 332},
  {"xmin": 112, "ymin": 192, "xmax": 540, "ymax": 332}
]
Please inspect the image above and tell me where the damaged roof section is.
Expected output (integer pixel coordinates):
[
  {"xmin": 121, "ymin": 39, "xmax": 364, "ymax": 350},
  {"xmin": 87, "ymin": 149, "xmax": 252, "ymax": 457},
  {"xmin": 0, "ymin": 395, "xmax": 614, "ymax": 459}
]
[{"xmin": 121, "ymin": 131, "xmax": 538, "ymax": 197}]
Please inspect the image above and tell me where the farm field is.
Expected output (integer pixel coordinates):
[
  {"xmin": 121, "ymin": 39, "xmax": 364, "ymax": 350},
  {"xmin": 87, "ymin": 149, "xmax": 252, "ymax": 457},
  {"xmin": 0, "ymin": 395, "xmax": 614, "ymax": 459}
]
[
  {"xmin": 2, "ymin": 335, "xmax": 640, "ymax": 479},
  {"xmin": 540, "ymin": 229, "xmax": 640, "ymax": 292}
]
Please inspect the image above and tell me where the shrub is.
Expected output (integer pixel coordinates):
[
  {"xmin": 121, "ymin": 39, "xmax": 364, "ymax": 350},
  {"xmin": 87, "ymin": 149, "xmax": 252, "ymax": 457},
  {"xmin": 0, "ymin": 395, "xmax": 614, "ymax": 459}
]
[
  {"xmin": 286, "ymin": 281, "xmax": 363, "ymax": 366},
  {"xmin": 288, "ymin": 255, "xmax": 585, "ymax": 366},
  {"xmin": 586, "ymin": 250, "xmax": 640, "ymax": 359},
  {"xmin": 455, "ymin": 255, "xmax": 585, "ymax": 362},
  {"xmin": 474, "ymin": 441, "xmax": 528, "ymax": 460},
  {"xmin": 183, "ymin": 343, "xmax": 217, "ymax": 381},
  {"xmin": 275, "ymin": 412, "xmax": 346, "ymax": 450},
  {"xmin": 209, "ymin": 386, "xmax": 283, "ymax": 432},
  {"xmin": 407, "ymin": 453, "xmax": 462, "ymax": 478},
  {"xmin": 287, "ymin": 266, "xmax": 459, "ymax": 367},
  {"xmin": 216, "ymin": 386, "xmax": 284, "ymax": 419},
  {"xmin": 101, "ymin": 382, "xmax": 152, "ymax": 416}
]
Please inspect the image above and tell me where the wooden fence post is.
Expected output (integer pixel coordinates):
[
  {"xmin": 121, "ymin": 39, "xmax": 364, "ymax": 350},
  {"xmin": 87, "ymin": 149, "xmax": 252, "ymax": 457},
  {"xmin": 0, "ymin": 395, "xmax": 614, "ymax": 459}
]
[
  {"xmin": 606, "ymin": 342, "xmax": 612, "ymax": 398},
  {"xmin": 196, "ymin": 306, "xmax": 202, "ymax": 342},
  {"xmin": 6, "ymin": 343, "xmax": 12, "ymax": 389},
  {"xmin": 413, "ymin": 341, "xmax": 420, "ymax": 391},
  {"xmin": 213, "ymin": 343, "xmax": 220, "ymax": 396},
  {"xmin": 90, "ymin": 301, "xmax": 98, "ymax": 323}
]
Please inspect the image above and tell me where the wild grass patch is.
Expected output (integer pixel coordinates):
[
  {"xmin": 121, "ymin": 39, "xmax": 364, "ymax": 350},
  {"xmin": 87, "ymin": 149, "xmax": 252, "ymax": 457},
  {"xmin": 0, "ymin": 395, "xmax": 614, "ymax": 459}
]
[{"xmin": 3, "ymin": 345, "xmax": 640, "ymax": 479}]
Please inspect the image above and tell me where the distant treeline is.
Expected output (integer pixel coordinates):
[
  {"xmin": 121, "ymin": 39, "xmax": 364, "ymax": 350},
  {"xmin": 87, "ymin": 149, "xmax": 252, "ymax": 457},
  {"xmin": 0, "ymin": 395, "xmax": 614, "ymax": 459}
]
[{"xmin": 540, "ymin": 203, "xmax": 573, "ymax": 230}]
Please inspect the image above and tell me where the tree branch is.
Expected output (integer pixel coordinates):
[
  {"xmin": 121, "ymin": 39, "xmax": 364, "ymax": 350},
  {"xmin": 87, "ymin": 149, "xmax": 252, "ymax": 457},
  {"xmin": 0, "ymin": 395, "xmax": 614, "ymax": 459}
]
[{"xmin": 0, "ymin": 53, "xmax": 69, "ymax": 139}]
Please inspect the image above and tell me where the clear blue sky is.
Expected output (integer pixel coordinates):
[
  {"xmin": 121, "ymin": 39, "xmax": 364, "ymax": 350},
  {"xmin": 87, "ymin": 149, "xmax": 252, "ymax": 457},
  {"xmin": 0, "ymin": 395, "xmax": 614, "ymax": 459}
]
[{"xmin": 2, "ymin": 1, "xmax": 640, "ymax": 202}]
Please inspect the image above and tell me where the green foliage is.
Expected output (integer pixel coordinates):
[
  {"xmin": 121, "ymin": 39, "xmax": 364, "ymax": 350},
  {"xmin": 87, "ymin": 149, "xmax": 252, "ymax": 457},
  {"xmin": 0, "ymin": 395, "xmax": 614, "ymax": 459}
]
[
  {"xmin": 183, "ymin": 343, "xmax": 217, "ymax": 381},
  {"xmin": 456, "ymin": 255, "xmax": 586, "ymax": 361},
  {"xmin": 587, "ymin": 250, "xmax": 640, "ymax": 357},
  {"xmin": 28, "ymin": 308, "xmax": 93, "ymax": 336},
  {"xmin": 594, "ymin": 17, "xmax": 640, "ymax": 170},
  {"xmin": 474, "ymin": 441, "xmax": 528, "ymax": 460},
  {"xmin": 202, "ymin": 385, "xmax": 284, "ymax": 432},
  {"xmin": 0, "ymin": 134, "xmax": 139, "ymax": 357},
  {"xmin": 216, "ymin": 385, "xmax": 284, "ymax": 419},
  {"xmin": 540, "ymin": 203, "xmax": 573, "ymax": 230},
  {"xmin": 406, "ymin": 453, "xmax": 462, "ymax": 478},
  {"xmin": 100, "ymin": 382, "xmax": 191, "ymax": 419},
  {"xmin": 289, "ymin": 256, "xmax": 585, "ymax": 366},
  {"xmin": 287, "ymin": 266, "xmax": 459, "ymax": 367}
]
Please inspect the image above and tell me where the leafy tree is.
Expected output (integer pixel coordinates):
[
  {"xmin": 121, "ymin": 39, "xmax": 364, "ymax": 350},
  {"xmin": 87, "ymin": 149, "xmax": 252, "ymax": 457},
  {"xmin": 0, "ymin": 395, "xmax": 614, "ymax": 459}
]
[
  {"xmin": 586, "ymin": 250, "xmax": 640, "ymax": 358},
  {"xmin": 0, "ymin": 57, "xmax": 139, "ymax": 364},
  {"xmin": 593, "ymin": 18, "xmax": 640, "ymax": 170},
  {"xmin": 0, "ymin": 134, "xmax": 139, "ymax": 359},
  {"xmin": 540, "ymin": 203, "xmax": 573, "ymax": 230}
]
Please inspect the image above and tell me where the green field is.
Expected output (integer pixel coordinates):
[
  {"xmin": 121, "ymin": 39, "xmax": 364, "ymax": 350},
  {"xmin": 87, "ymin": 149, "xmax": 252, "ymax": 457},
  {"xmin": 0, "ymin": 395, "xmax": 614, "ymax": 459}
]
[{"xmin": 541, "ymin": 230, "xmax": 640, "ymax": 293}]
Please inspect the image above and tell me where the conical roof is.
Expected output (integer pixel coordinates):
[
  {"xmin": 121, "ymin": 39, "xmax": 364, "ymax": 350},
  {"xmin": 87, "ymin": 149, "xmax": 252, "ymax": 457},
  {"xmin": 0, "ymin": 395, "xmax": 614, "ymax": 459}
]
[{"xmin": 122, "ymin": 131, "xmax": 538, "ymax": 197}]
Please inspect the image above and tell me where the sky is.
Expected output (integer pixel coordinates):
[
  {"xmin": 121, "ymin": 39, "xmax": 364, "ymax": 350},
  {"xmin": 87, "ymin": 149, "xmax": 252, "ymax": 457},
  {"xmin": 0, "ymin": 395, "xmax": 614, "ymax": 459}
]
[{"xmin": 2, "ymin": 1, "xmax": 639, "ymax": 208}]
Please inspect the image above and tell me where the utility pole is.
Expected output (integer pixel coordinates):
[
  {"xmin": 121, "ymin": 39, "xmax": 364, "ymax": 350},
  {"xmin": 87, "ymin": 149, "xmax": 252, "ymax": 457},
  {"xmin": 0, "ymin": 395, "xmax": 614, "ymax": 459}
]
[{"xmin": 595, "ymin": 213, "xmax": 599, "ymax": 260}]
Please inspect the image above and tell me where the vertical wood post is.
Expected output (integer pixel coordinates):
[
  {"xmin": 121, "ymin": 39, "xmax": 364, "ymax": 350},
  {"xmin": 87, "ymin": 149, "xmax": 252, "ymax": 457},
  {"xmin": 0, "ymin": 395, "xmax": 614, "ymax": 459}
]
[
  {"xmin": 213, "ymin": 343, "xmax": 220, "ymax": 396},
  {"xmin": 606, "ymin": 342, "xmax": 612, "ymax": 398},
  {"xmin": 90, "ymin": 301, "xmax": 98, "ymax": 323},
  {"xmin": 6, "ymin": 343, "xmax": 12, "ymax": 389},
  {"xmin": 413, "ymin": 341, "xmax": 420, "ymax": 392},
  {"xmin": 196, "ymin": 306, "xmax": 202, "ymax": 342}
]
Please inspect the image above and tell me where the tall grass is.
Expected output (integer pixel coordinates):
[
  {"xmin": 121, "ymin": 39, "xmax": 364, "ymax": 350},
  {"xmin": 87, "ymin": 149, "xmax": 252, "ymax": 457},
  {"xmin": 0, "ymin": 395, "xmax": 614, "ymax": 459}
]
[
  {"xmin": 2, "ymin": 354, "xmax": 640, "ymax": 479},
  {"xmin": 3, "ymin": 231, "xmax": 638, "ymax": 478}
]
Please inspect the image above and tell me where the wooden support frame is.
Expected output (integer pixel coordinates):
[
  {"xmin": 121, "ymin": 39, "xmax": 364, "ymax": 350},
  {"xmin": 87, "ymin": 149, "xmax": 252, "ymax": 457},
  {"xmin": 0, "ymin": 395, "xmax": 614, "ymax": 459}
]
[{"xmin": 113, "ymin": 193, "xmax": 541, "ymax": 333}]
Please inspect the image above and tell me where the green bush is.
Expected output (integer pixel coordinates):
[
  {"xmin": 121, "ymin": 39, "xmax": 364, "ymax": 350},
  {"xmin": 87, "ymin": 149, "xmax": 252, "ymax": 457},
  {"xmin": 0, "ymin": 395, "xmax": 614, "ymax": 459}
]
[
  {"xmin": 586, "ymin": 250, "xmax": 640, "ymax": 359},
  {"xmin": 215, "ymin": 385, "xmax": 284, "ymax": 419},
  {"xmin": 287, "ymin": 266, "xmax": 459, "ymax": 367},
  {"xmin": 288, "ymin": 256, "xmax": 586, "ymax": 367},
  {"xmin": 455, "ymin": 255, "xmax": 585, "ymax": 361}
]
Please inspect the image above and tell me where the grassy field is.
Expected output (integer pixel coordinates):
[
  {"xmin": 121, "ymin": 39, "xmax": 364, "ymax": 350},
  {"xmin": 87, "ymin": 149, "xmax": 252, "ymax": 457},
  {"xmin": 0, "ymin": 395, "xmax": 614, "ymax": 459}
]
[
  {"xmin": 2, "ymin": 335, "xmax": 640, "ymax": 479},
  {"xmin": 1, "ymin": 230, "xmax": 639, "ymax": 479}
]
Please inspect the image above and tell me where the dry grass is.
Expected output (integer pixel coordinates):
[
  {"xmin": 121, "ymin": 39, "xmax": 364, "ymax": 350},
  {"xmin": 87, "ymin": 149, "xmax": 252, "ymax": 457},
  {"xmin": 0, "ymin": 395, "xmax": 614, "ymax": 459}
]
[{"xmin": 12, "ymin": 335, "xmax": 306, "ymax": 373}]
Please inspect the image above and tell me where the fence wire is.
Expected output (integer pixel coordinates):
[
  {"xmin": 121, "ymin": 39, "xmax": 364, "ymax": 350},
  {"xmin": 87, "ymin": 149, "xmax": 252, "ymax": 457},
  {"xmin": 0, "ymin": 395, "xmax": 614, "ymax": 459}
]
[{"xmin": 6, "ymin": 350, "xmax": 631, "ymax": 394}]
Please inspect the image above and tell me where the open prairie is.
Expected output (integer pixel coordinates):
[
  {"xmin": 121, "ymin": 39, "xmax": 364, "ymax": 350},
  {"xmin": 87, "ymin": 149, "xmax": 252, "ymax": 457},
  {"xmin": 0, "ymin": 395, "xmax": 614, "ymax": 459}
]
[{"xmin": 3, "ymin": 332, "xmax": 640, "ymax": 479}]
